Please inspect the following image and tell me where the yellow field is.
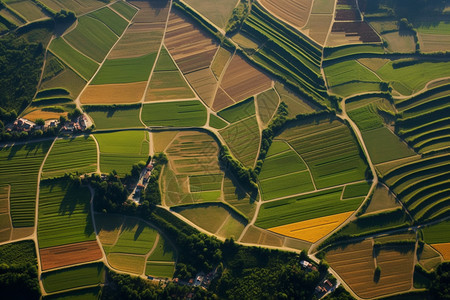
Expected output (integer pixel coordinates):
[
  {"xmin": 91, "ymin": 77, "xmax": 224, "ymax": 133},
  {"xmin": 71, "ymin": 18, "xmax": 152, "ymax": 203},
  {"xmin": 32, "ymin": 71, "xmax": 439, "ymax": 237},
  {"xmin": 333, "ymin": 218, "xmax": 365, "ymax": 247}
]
[
  {"xmin": 152, "ymin": 131, "xmax": 178, "ymax": 153},
  {"xmin": 268, "ymin": 211, "xmax": 353, "ymax": 242},
  {"xmin": 431, "ymin": 243, "xmax": 450, "ymax": 260},
  {"xmin": 108, "ymin": 253, "xmax": 145, "ymax": 275},
  {"xmin": 23, "ymin": 110, "xmax": 68, "ymax": 122},
  {"xmin": 80, "ymin": 81, "xmax": 147, "ymax": 104}
]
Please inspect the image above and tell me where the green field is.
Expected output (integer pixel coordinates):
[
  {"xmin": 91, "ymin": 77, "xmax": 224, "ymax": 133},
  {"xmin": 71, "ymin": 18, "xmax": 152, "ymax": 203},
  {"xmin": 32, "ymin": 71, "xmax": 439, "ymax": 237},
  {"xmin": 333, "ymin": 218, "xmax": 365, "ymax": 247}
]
[
  {"xmin": 0, "ymin": 141, "xmax": 52, "ymax": 227},
  {"xmin": 343, "ymin": 182, "xmax": 371, "ymax": 198},
  {"xmin": 154, "ymin": 47, "xmax": 177, "ymax": 72},
  {"xmin": 256, "ymin": 188, "xmax": 363, "ymax": 229},
  {"xmin": 422, "ymin": 219, "xmax": 450, "ymax": 244},
  {"xmin": 211, "ymin": 47, "xmax": 232, "ymax": 78},
  {"xmin": 377, "ymin": 60, "xmax": 450, "ymax": 95},
  {"xmin": 259, "ymin": 171, "xmax": 314, "ymax": 200},
  {"xmin": 38, "ymin": 179, "xmax": 96, "ymax": 248},
  {"xmin": 110, "ymin": 219, "xmax": 158, "ymax": 255},
  {"xmin": 42, "ymin": 136, "xmax": 97, "ymax": 179},
  {"xmin": 209, "ymin": 114, "xmax": 228, "ymax": 129},
  {"xmin": 145, "ymin": 262, "xmax": 175, "ymax": 278},
  {"xmin": 347, "ymin": 104, "xmax": 384, "ymax": 131},
  {"xmin": 43, "ymin": 286, "xmax": 101, "ymax": 300},
  {"xmin": 147, "ymin": 236, "xmax": 175, "ymax": 262},
  {"xmin": 257, "ymin": 89, "xmax": 279, "ymax": 125},
  {"xmin": 185, "ymin": 0, "xmax": 239, "ymax": 28},
  {"xmin": 278, "ymin": 119, "xmax": 368, "ymax": 188},
  {"xmin": 146, "ymin": 71, "xmax": 195, "ymax": 101},
  {"xmin": 324, "ymin": 44, "xmax": 385, "ymax": 60},
  {"xmin": 274, "ymin": 83, "xmax": 316, "ymax": 117},
  {"xmin": 85, "ymin": 105, "xmax": 143, "ymax": 129},
  {"xmin": 42, "ymin": 262, "xmax": 105, "ymax": 293},
  {"xmin": 415, "ymin": 21, "xmax": 450, "ymax": 35},
  {"xmin": 49, "ymin": 38, "xmax": 98, "ymax": 80},
  {"xmin": 141, "ymin": 101, "xmax": 207, "ymax": 127},
  {"xmin": 259, "ymin": 150, "xmax": 307, "ymax": 180},
  {"xmin": 94, "ymin": 131, "xmax": 148, "ymax": 176},
  {"xmin": 220, "ymin": 116, "xmax": 260, "ymax": 167},
  {"xmin": 89, "ymin": 7, "xmax": 128, "ymax": 36},
  {"xmin": 217, "ymin": 97, "xmax": 255, "ymax": 123},
  {"xmin": 91, "ymin": 53, "xmax": 157, "ymax": 85},
  {"xmin": 190, "ymin": 174, "xmax": 223, "ymax": 192},
  {"xmin": 110, "ymin": 0, "xmax": 138, "ymax": 20},
  {"xmin": 64, "ymin": 16, "xmax": 118, "ymax": 63}
]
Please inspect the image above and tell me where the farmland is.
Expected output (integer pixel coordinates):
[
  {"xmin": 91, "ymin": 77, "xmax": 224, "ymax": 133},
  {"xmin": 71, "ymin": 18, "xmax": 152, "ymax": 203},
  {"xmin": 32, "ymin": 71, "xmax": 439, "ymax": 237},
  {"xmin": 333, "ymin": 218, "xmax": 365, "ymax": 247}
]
[
  {"xmin": 217, "ymin": 97, "xmax": 255, "ymax": 123},
  {"xmin": 0, "ymin": 141, "xmax": 51, "ymax": 227},
  {"xmin": 141, "ymin": 101, "xmax": 207, "ymax": 127},
  {"xmin": 256, "ymin": 89, "xmax": 279, "ymax": 125},
  {"xmin": 110, "ymin": 0, "xmax": 138, "ymax": 20},
  {"xmin": 184, "ymin": 0, "xmax": 238, "ymax": 28},
  {"xmin": 80, "ymin": 81, "xmax": 147, "ymax": 104},
  {"xmin": 84, "ymin": 105, "xmax": 143, "ymax": 130},
  {"xmin": 259, "ymin": 0, "xmax": 313, "ymax": 28},
  {"xmin": 146, "ymin": 71, "xmax": 195, "ymax": 101},
  {"xmin": 3, "ymin": 0, "xmax": 48, "ymax": 22},
  {"xmin": 39, "ymin": 0, "xmax": 104, "ymax": 15},
  {"xmin": 42, "ymin": 136, "xmax": 97, "ymax": 179},
  {"xmin": 94, "ymin": 131, "xmax": 149, "ymax": 176},
  {"xmin": 89, "ymin": 7, "xmax": 129, "ymax": 36}
]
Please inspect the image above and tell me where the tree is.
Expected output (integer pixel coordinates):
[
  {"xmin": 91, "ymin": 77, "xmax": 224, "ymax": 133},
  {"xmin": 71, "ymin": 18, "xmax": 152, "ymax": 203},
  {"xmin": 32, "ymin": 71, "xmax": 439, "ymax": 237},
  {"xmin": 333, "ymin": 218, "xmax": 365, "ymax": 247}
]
[{"xmin": 35, "ymin": 118, "xmax": 45, "ymax": 126}]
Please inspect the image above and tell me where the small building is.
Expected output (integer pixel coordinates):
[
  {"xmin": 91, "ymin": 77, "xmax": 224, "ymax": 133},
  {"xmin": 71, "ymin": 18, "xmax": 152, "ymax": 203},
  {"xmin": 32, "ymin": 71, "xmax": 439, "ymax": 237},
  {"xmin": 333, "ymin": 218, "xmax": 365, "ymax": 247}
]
[
  {"xmin": 147, "ymin": 164, "xmax": 154, "ymax": 171},
  {"xmin": 143, "ymin": 171, "xmax": 151, "ymax": 183}
]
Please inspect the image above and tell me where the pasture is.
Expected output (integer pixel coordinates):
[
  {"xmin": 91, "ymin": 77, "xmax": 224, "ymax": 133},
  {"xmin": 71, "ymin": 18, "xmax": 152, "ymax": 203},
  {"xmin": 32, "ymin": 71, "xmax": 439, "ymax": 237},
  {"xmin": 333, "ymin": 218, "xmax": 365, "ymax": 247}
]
[
  {"xmin": 364, "ymin": 185, "xmax": 400, "ymax": 214},
  {"xmin": 91, "ymin": 53, "xmax": 157, "ymax": 85},
  {"xmin": 184, "ymin": 0, "xmax": 238, "ymax": 28},
  {"xmin": 37, "ymin": 179, "xmax": 96, "ymax": 249},
  {"xmin": 95, "ymin": 214, "xmax": 124, "ymax": 246},
  {"xmin": 42, "ymin": 262, "xmax": 104, "ymax": 293},
  {"xmin": 259, "ymin": 150, "xmax": 307, "ymax": 180},
  {"xmin": 217, "ymin": 97, "xmax": 255, "ymax": 123},
  {"xmin": 145, "ymin": 262, "xmax": 175, "ymax": 278},
  {"xmin": 49, "ymin": 38, "xmax": 98, "ymax": 80},
  {"xmin": 278, "ymin": 119, "xmax": 368, "ymax": 188},
  {"xmin": 382, "ymin": 32, "xmax": 416, "ymax": 53},
  {"xmin": 256, "ymin": 188, "xmax": 363, "ymax": 229},
  {"xmin": 42, "ymin": 136, "xmax": 97, "ymax": 179},
  {"xmin": 418, "ymin": 244, "xmax": 443, "ymax": 271},
  {"xmin": 94, "ymin": 131, "xmax": 149, "ymax": 176},
  {"xmin": 141, "ymin": 101, "xmax": 207, "ymax": 127},
  {"xmin": 64, "ymin": 16, "xmax": 118, "ymax": 63},
  {"xmin": 220, "ymin": 116, "xmax": 260, "ymax": 167},
  {"xmin": 0, "ymin": 141, "xmax": 51, "ymax": 227},
  {"xmin": 80, "ymin": 81, "xmax": 147, "ymax": 104},
  {"xmin": 256, "ymin": 89, "xmax": 279, "ymax": 126},
  {"xmin": 110, "ymin": 0, "xmax": 138, "ymax": 20},
  {"xmin": 259, "ymin": 0, "xmax": 313, "ymax": 28},
  {"xmin": 85, "ymin": 105, "xmax": 143, "ymax": 129},
  {"xmin": 146, "ymin": 71, "xmax": 195, "ymax": 101},
  {"xmin": 147, "ymin": 236, "xmax": 175, "ymax": 261},
  {"xmin": 240, "ymin": 225, "xmax": 285, "ymax": 248},
  {"xmin": 89, "ymin": 7, "xmax": 128, "ymax": 36},
  {"xmin": 422, "ymin": 219, "xmax": 450, "ymax": 244}
]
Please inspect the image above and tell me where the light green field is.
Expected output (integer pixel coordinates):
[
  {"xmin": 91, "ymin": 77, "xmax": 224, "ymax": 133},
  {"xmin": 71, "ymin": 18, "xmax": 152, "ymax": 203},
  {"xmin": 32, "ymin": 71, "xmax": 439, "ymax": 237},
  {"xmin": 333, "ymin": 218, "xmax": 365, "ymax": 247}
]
[
  {"xmin": 147, "ymin": 237, "xmax": 175, "ymax": 262},
  {"xmin": 0, "ymin": 141, "xmax": 52, "ymax": 227},
  {"xmin": 211, "ymin": 47, "xmax": 232, "ymax": 78},
  {"xmin": 185, "ymin": 0, "xmax": 238, "ymax": 28},
  {"xmin": 110, "ymin": 219, "xmax": 158, "ymax": 255},
  {"xmin": 42, "ymin": 262, "xmax": 104, "ymax": 293},
  {"xmin": 85, "ymin": 105, "xmax": 143, "ymax": 129},
  {"xmin": 377, "ymin": 60, "xmax": 450, "ymax": 94},
  {"xmin": 220, "ymin": 116, "xmax": 260, "ymax": 167},
  {"xmin": 38, "ymin": 180, "xmax": 95, "ymax": 249},
  {"xmin": 42, "ymin": 136, "xmax": 97, "ymax": 179},
  {"xmin": 146, "ymin": 71, "xmax": 195, "ymax": 101},
  {"xmin": 94, "ymin": 131, "xmax": 148, "ymax": 176},
  {"xmin": 363, "ymin": 127, "xmax": 416, "ymax": 164},
  {"xmin": 343, "ymin": 182, "xmax": 371, "ymax": 198},
  {"xmin": 257, "ymin": 89, "xmax": 279, "ymax": 125},
  {"xmin": 141, "ymin": 101, "xmax": 207, "ymax": 127},
  {"xmin": 110, "ymin": 0, "xmax": 138, "ymax": 20},
  {"xmin": 259, "ymin": 150, "xmax": 307, "ymax": 180},
  {"xmin": 89, "ymin": 7, "xmax": 128, "ymax": 36},
  {"xmin": 422, "ymin": 219, "xmax": 450, "ymax": 244},
  {"xmin": 256, "ymin": 188, "xmax": 363, "ymax": 229},
  {"xmin": 209, "ymin": 114, "xmax": 228, "ymax": 129},
  {"xmin": 49, "ymin": 38, "xmax": 98, "ymax": 80},
  {"xmin": 91, "ymin": 53, "xmax": 157, "ymax": 85},
  {"xmin": 153, "ymin": 47, "xmax": 177, "ymax": 72},
  {"xmin": 145, "ymin": 262, "xmax": 175, "ymax": 278},
  {"xmin": 217, "ymin": 97, "xmax": 255, "ymax": 123},
  {"xmin": 415, "ymin": 21, "xmax": 450, "ymax": 35},
  {"xmin": 325, "ymin": 44, "xmax": 385, "ymax": 60},
  {"xmin": 279, "ymin": 119, "xmax": 368, "ymax": 188},
  {"xmin": 64, "ymin": 16, "xmax": 118, "ymax": 63},
  {"xmin": 189, "ymin": 174, "xmax": 223, "ymax": 192},
  {"xmin": 266, "ymin": 140, "xmax": 291, "ymax": 157},
  {"xmin": 259, "ymin": 171, "xmax": 314, "ymax": 200},
  {"xmin": 348, "ymin": 104, "xmax": 384, "ymax": 131}
]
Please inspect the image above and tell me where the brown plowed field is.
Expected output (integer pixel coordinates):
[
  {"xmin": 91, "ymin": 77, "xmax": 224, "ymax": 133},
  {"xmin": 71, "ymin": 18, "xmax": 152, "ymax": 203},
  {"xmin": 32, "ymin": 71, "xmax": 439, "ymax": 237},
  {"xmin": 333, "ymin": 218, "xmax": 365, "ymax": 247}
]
[
  {"xmin": 220, "ymin": 55, "xmax": 272, "ymax": 103},
  {"xmin": 184, "ymin": 68, "xmax": 217, "ymax": 107},
  {"xmin": 326, "ymin": 241, "xmax": 414, "ymax": 299},
  {"xmin": 259, "ymin": 0, "xmax": 313, "ymax": 28},
  {"xmin": 129, "ymin": 0, "xmax": 170, "ymax": 23},
  {"xmin": 212, "ymin": 87, "xmax": 235, "ymax": 111},
  {"xmin": 40, "ymin": 240, "xmax": 103, "ymax": 271},
  {"xmin": 165, "ymin": 12, "xmax": 218, "ymax": 74},
  {"xmin": 109, "ymin": 23, "xmax": 164, "ymax": 59},
  {"xmin": 80, "ymin": 81, "xmax": 147, "ymax": 104},
  {"xmin": 331, "ymin": 21, "xmax": 381, "ymax": 43}
]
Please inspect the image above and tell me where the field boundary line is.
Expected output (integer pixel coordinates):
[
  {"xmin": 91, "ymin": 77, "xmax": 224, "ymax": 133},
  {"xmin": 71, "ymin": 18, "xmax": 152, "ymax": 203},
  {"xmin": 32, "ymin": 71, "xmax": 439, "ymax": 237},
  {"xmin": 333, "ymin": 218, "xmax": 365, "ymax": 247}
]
[
  {"xmin": 259, "ymin": 169, "xmax": 310, "ymax": 182},
  {"xmin": 284, "ymin": 141, "xmax": 317, "ymax": 190},
  {"xmin": 90, "ymin": 134, "xmax": 101, "ymax": 174},
  {"xmin": 47, "ymin": 47, "xmax": 95, "ymax": 82},
  {"xmin": 142, "ymin": 234, "xmax": 160, "ymax": 276}
]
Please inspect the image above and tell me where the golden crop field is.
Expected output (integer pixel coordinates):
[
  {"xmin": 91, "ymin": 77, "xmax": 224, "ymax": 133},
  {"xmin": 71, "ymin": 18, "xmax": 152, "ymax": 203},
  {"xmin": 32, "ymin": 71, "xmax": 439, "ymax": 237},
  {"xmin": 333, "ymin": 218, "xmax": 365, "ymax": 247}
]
[
  {"xmin": 80, "ymin": 82, "xmax": 147, "ymax": 104},
  {"xmin": 431, "ymin": 243, "xmax": 450, "ymax": 260}
]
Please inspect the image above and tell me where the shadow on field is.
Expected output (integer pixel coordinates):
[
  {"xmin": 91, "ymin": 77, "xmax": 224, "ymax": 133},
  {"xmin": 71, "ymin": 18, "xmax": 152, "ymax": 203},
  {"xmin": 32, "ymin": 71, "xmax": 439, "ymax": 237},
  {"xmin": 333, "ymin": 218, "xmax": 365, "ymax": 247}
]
[{"xmin": 5, "ymin": 140, "xmax": 52, "ymax": 160}]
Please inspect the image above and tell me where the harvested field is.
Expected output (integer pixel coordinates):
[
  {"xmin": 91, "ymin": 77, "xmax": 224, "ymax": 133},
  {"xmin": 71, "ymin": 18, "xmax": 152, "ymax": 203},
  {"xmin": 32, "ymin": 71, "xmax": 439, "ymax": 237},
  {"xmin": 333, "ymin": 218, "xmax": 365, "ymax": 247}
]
[
  {"xmin": 80, "ymin": 81, "xmax": 147, "ymax": 104},
  {"xmin": 304, "ymin": 14, "xmax": 333, "ymax": 45},
  {"xmin": 219, "ymin": 55, "xmax": 272, "ymax": 103},
  {"xmin": 152, "ymin": 131, "xmax": 178, "ymax": 153},
  {"xmin": 108, "ymin": 23, "xmax": 164, "ymax": 59},
  {"xmin": 141, "ymin": 100, "xmax": 207, "ymax": 127},
  {"xmin": 418, "ymin": 33, "xmax": 450, "ymax": 53},
  {"xmin": 220, "ymin": 116, "xmax": 260, "ymax": 168},
  {"xmin": 165, "ymin": 12, "xmax": 218, "ymax": 74},
  {"xmin": 382, "ymin": 31, "xmax": 416, "ymax": 53},
  {"xmin": 146, "ymin": 71, "xmax": 195, "ymax": 101},
  {"xmin": 40, "ymin": 241, "xmax": 102, "ymax": 271},
  {"xmin": 240, "ymin": 225, "xmax": 284, "ymax": 247},
  {"xmin": 364, "ymin": 184, "xmax": 400, "ymax": 214},
  {"xmin": 357, "ymin": 58, "xmax": 390, "ymax": 72},
  {"xmin": 40, "ymin": 0, "xmax": 105, "ymax": 15},
  {"xmin": 259, "ymin": 0, "xmax": 313, "ymax": 28},
  {"xmin": 22, "ymin": 109, "xmax": 67, "ymax": 122},
  {"xmin": 108, "ymin": 253, "xmax": 145, "ymax": 275},
  {"xmin": 130, "ymin": 0, "xmax": 170, "ymax": 24},
  {"xmin": 184, "ymin": 0, "xmax": 238, "ymax": 28},
  {"xmin": 326, "ymin": 240, "xmax": 414, "ymax": 299},
  {"xmin": 418, "ymin": 244, "xmax": 442, "ymax": 271},
  {"xmin": 0, "ymin": 185, "xmax": 11, "ymax": 241},
  {"xmin": 211, "ymin": 47, "xmax": 232, "ymax": 79},
  {"xmin": 311, "ymin": 0, "xmax": 335, "ymax": 13},
  {"xmin": 268, "ymin": 211, "xmax": 353, "ymax": 242},
  {"xmin": 185, "ymin": 68, "xmax": 218, "ymax": 107},
  {"xmin": 232, "ymin": 33, "xmax": 260, "ymax": 50},
  {"xmin": 110, "ymin": 0, "xmax": 138, "ymax": 20}
]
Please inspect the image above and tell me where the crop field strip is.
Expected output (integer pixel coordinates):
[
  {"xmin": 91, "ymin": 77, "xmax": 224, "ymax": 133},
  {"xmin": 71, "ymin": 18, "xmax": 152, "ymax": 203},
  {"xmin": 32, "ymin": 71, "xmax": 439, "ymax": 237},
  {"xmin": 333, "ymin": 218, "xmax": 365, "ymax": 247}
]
[
  {"xmin": 110, "ymin": 0, "xmax": 138, "ymax": 21},
  {"xmin": 162, "ymin": 131, "xmax": 223, "ymax": 206},
  {"xmin": 211, "ymin": 47, "xmax": 232, "ymax": 79},
  {"xmin": 0, "ymin": 141, "xmax": 52, "ymax": 228},
  {"xmin": 94, "ymin": 131, "xmax": 149, "ymax": 176},
  {"xmin": 39, "ymin": 0, "xmax": 106, "ymax": 15},
  {"xmin": 259, "ymin": 0, "xmax": 313, "ymax": 28},
  {"xmin": 184, "ymin": 0, "xmax": 238, "ymax": 28},
  {"xmin": 42, "ymin": 136, "xmax": 97, "ymax": 179},
  {"xmin": 256, "ymin": 89, "xmax": 279, "ymax": 126},
  {"xmin": 277, "ymin": 119, "xmax": 368, "ymax": 188},
  {"xmin": 274, "ymin": 82, "xmax": 317, "ymax": 117},
  {"xmin": 382, "ymin": 153, "xmax": 450, "ymax": 222},
  {"xmin": 84, "ymin": 105, "xmax": 143, "ymax": 130},
  {"xmin": 141, "ymin": 100, "xmax": 207, "ymax": 127},
  {"xmin": 3, "ymin": 0, "xmax": 49, "ymax": 22}
]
